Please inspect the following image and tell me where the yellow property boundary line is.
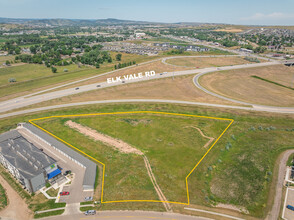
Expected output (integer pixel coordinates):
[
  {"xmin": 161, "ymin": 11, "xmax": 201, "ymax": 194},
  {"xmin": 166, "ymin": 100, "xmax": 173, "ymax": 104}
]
[{"xmin": 28, "ymin": 111, "xmax": 234, "ymax": 205}]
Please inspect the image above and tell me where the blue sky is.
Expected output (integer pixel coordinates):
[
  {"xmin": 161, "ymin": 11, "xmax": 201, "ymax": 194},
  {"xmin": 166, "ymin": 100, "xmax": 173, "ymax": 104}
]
[{"xmin": 0, "ymin": 0, "xmax": 293, "ymax": 25}]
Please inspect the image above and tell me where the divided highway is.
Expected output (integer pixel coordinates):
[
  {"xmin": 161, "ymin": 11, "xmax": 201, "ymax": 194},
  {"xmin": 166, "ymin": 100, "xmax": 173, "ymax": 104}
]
[{"xmin": 1, "ymin": 60, "xmax": 292, "ymax": 115}]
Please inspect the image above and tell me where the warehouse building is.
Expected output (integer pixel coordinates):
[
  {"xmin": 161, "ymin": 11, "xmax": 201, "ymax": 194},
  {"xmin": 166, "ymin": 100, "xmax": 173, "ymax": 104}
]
[{"xmin": 0, "ymin": 130, "xmax": 61, "ymax": 193}]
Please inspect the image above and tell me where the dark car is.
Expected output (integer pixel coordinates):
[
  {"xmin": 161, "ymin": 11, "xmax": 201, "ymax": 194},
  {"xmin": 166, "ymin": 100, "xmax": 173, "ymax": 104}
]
[
  {"xmin": 84, "ymin": 196, "xmax": 93, "ymax": 201},
  {"xmin": 64, "ymin": 170, "xmax": 71, "ymax": 175},
  {"xmin": 96, "ymin": 85, "xmax": 101, "ymax": 87},
  {"xmin": 60, "ymin": 191, "xmax": 70, "ymax": 196},
  {"xmin": 287, "ymin": 204, "xmax": 294, "ymax": 211},
  {"xmin": 75, "ymin": 87, "xmax": 79, "ymax": 90}
]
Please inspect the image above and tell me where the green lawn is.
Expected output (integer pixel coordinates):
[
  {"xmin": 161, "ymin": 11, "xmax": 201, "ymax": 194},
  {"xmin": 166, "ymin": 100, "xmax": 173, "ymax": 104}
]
[
  {"xmin": 0, "ymin": 183, "xmax": 8, "ymax": 210},
  {"xmin": 0, "ymin": 103, "xmax": 293, "ymax": 217},
  {"xmin": 46, "ymin": 188, "xmax": 58, "ymax": 197},
  {"xmin": 34, "ymin": 209, "xmax": 64, "ymax": 219},
  {"xmin": 34, "ymin": 114, "xmax": 229, "ymax": 204},
  {"xmin": 0, "ymin": 55, "xmax": 15, "ymax": 64},
  {"xmin": 0, "ymin": 64, "xmax": 87, "ymax": 87}
]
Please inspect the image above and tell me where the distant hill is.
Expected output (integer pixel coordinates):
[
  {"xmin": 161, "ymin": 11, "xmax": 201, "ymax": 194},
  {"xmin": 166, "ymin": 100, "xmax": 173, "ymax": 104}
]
[{"xmin": 0, "ymin": 17, "xmax": 158, "ymax": 26}]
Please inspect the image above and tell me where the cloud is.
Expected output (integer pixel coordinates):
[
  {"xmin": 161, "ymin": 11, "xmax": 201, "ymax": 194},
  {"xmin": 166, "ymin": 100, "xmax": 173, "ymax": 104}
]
[{"xmin": 241, "ymin": 12, "xmax": 294, "ymax": 21}]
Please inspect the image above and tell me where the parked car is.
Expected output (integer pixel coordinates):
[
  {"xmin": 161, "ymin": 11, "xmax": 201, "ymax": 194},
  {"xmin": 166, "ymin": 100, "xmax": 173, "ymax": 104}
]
[
  {"xmin": 96, "ymin": 85, "xmax": 101, "ymax": 87},
  {"xmin": 75, "ymin": 87, "xmax": 79, "ymax": 90},
  {"xmin": 64, "ymin": 170, "xmax": 71, "ymax": 175},
  {"xmin": 84, "ymin": 196, "xmax": 93, "ymax": 201},
  {"xmin": 59, "ymin": 191, "xmax": 69, "ymax": 196},
  {"xmin": 84, "ymin": 210, "xmax": 96, "ymax": 215},
  {"xmin": 287, "ymin": 204, "xmax": 294, "ymax": 211}
]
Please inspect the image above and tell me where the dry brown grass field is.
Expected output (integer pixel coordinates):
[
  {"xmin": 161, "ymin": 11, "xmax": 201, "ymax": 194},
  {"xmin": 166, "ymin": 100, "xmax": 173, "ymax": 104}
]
[
  {"xmin": 165, "ymin": 56, "xmax": 261, "ymax": 68},
  {"xmin": 18, "ymin": 75, "xmax": 238, "ymax": 111},
  {"xmin": 199, "ymin": 65, "xmax": 294, "ymax": 107},
  {"xmin": 213, "ymin": 29, "xmax": 244, "ymax": 33},
  {"xmin": 58, "ymin": 60, "xmax": 193, "ymax": 89}
]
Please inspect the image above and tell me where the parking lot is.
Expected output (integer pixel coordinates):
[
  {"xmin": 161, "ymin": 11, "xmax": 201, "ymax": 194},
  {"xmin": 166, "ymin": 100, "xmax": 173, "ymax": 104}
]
[
  {"xmin": 283, "ymin": 187, "xmax": 294, "ymax": 219},
  {"xmin": 19, "ymin": 128, "xmax": 94, "ymax": 204}
]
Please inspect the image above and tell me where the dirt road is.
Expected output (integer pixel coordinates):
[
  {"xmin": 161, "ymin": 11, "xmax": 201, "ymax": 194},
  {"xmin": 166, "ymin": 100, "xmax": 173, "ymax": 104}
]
[{"xmin": 0, "ymin": 175, "xmax": 32, "ymax": 220}]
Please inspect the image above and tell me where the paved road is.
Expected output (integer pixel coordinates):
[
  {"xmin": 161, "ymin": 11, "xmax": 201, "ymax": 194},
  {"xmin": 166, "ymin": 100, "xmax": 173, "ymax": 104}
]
[
  {"xmin": 44, "ymin": 210, "xmax": 211, "ymax": 220},
  {"xmin": 1, "ymin": 99, "xmax": 294, "ymax": 121},
  {"xmin": 0, "ymin": 61, "xmax": 285, "ymax": 114},
  {"xmin": 265, "ymin": 150, "xmax": 294, "ymax": 220}
]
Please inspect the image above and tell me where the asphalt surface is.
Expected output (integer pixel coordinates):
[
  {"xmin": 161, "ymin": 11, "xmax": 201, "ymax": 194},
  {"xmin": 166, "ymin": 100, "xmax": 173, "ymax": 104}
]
[
  {"xmin": 44, "ymin": 210, "xmax": 211, "ymax": 220},
  {"xmin": 0, "ymin": 60, "xmax": 287, "ymax": 114}
]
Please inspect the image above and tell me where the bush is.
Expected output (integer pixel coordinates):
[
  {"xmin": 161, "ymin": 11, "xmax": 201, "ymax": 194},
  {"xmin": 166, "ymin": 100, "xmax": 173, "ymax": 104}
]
[
  {"xmin": 8, "ymin": 78, "xmax": 16, "ymax": 83},
  {"xmin": 51, "ymin": 67, "xmax": 57, "ymax": 73}
]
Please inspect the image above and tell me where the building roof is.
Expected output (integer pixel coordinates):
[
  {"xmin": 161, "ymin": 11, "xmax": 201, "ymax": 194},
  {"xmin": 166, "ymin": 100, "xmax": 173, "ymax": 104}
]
[
  {"xmin": 0, "ymin": 130, "xmax": 56, "ymax": 180},
  {"xmin": 22, "ymin": 123, "xmax": 96, "ymax": 189}
]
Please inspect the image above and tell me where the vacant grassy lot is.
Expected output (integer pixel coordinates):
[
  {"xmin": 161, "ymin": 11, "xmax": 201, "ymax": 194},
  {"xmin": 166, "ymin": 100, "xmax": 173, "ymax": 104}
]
[
  {"xmin": 0, "ymin": 56, "xmax": 15, "ymax": 64},
  {"xmin": 0, "ymin": 183, "xmax": 7, "ymax": 210},
  {"xmin": 199, "ymin": 65, "xmax": 294, "ymax": 107},
  {"xmin": 165, "ymin": 56, "xmax": 260, "ymax": 68},
  {"xmin": 34, "ymin": 113, "xmax": 229, "ymax": 204},
  {"xmin": 0, "ymin": 64, "xmax": 85, "ymax": 87},
  {"xmin": 0, "ymin": 103, "xmax": 293, "ymax": 218}
]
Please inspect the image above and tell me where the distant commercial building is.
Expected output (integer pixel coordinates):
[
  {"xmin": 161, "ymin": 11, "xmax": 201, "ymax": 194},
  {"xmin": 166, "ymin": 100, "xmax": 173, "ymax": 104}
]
[
  {"xmin": 135, "ymin": 33, "xmax": 146, "ymax": 39},
  {"xmin": 153, "ymin": 43, "xmax": 210, "ymax": 52},
  {"xmin": 240, "ymin": 48, "xmax": 253, "ymax": 53},
  {"xmin": 0, "ymin": 130, "xmax": 60, "ymax": 193}
]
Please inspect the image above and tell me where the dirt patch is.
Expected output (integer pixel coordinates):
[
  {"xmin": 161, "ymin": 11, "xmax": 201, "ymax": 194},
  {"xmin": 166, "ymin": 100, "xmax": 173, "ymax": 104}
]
[
  {"xmin": 0, "ymin": 175, "xmax": 32, "ymax": 220},
  {"xmin": 66, "ymin": 120, "xmax": 143, "ymax": 155},
  {"xmin": 120, "ymin": 118, "xmax": 152, "ymax": 126},
  {"xmin": 185, "ymin": 126, "xmax": 214, "ymax": 148},
  {"xmin": 215, "ymin": 203, "xmax": 249, "ymax": 214}
]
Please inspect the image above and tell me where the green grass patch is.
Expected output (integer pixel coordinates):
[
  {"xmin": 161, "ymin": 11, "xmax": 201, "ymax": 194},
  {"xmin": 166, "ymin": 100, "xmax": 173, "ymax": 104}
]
[
  {"xmin": 251, "ymin": 75, "xmax": 294, "ymax": 91},
  {"xmin": 0, "ymin": 183, "xmax": 8, "ymax": 210},
  {"xmin": 46, "ymin": 188, "xmax": 58, "ymax": 197},
  {"xmin": 287, "ymin": 154, "xmax": 294, "ymax": 166},
  {"xmin": 35, "ymin": 113, "xmax": 230, "ymax": 204},
  {"xmin": 80, "ymin": 201, "xmax": 94, "ymax": 205},
  {"xmin": 34, "ymin": 209, "xmax": 64, "ymax": 219},
  {"xmin": 29, "ymin": 194, "xmax": 66, "ymax": 212},
  {"xmin": 0, "ymin": 103, "xmax": 293, "ymax": 216},
  {"xmin": 80, "ymin": 206, "xmax": 96, "ymax": 212}
]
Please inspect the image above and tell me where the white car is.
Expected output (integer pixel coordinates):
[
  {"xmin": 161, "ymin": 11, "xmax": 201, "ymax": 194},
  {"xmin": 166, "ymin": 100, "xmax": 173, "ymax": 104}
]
[{"xmin": 84, "ymin": 210, "xmax": 96, "ymax": 215}]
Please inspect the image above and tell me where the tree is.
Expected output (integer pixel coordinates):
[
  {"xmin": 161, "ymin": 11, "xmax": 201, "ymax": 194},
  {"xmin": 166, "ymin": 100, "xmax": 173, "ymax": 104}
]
[
  {"xmin": 95, "ymin": 63, "xmax": 100, "ymax": 69},
  {"xmin": 5, "ymin": 60, "xmax": 10, "ymax": 65},
  {"xmin": 115, "ymin": 53, "xmax": 122, "ymax": 61},
  {"xmin": 51, "ymin": 67, "xmax": 57, "ymax": 73}
]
